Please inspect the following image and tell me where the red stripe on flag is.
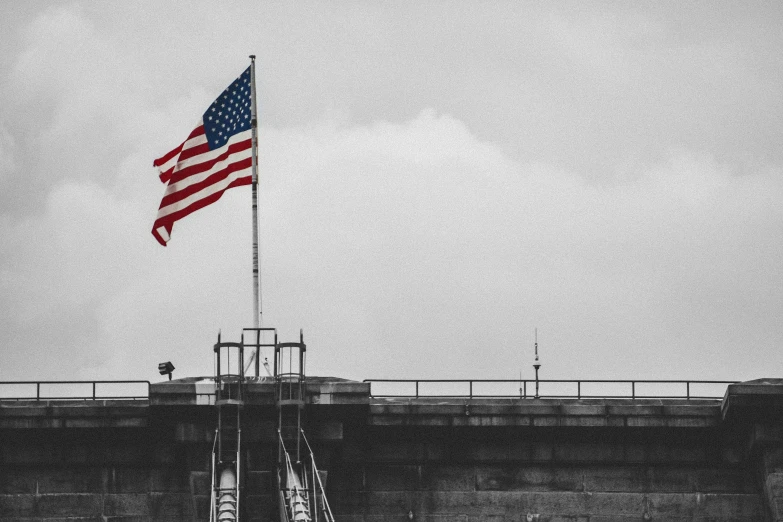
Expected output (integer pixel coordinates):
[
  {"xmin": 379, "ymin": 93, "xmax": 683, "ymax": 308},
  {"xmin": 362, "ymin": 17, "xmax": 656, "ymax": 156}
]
[
  {"xmin": 152, "ymin": 223, "xmax": 172, "ymax": 247},
  {"xmin": 177, "ymin": 141, "xmax": 211, "ymax": 163},
  {"xmin": 153, "ymin": 142, "xmax": 182, "ymax": 168},
  {"xmin": 152, "ymin": 175, "xmax": 252, "ymax": 246},
  {"xmin": 168, "ymin": 138, "xmax": 251, "ymax": 186},
  {"xmin": 159, "ymin": 155, "xmax": 253, "ymax": 209},
  {"xmin": 153, "ymin": 127, "xmax": 207, "ymax": 184}
]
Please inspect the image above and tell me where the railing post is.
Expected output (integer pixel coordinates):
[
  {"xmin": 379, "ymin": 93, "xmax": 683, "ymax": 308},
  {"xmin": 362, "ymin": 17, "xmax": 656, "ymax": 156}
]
[
  {"xmin": 415, "ymin": 381, "xmax": 419, "ymax": 398},
  {"xmin": 92, "ymin": 382, "xmax": 96, "ymax": 400},
  {"xmin": 686, "ymin": 382, "xmax": 690, "ymax": 400},
  {"xmin": 524, "ymin": 381, "xmax": 527, "ymax": 398},
  {"xmin": 469, "ymin": 381, "xmax": 473, "ymax": 399},
  {"xmin": 578, "ymin": 381, "xmax": 581, "ymax": 400},
  {"xmin": 36, "ymin": 382, "xmax": 40, "ymax": 400},
  {"xmin": 632, "ymin": 382, "xmax": 635, "ymax": 399}
]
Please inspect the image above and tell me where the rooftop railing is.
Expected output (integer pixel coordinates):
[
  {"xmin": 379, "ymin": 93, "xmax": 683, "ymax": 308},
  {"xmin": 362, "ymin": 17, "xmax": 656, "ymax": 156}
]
[
  {"xmin": 0, "ymin": 380, "xmax": 150, "ymax": 401},
  {"xmin": 0, "ymin": 379, "xmax": 738, "ymax": 401},
  {"xmin": 363, "ymin": 379, "xmax": 737, "ymax": 400}
]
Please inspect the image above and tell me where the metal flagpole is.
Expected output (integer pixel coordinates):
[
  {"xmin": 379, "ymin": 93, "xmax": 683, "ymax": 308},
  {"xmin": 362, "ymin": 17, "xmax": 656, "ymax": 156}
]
[{"xmin": 249, "ymin": 55, "xmax": 261, "ymax": 329}]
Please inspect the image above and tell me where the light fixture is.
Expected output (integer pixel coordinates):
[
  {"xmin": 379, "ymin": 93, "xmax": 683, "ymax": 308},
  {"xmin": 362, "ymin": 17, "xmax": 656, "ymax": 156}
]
[{"xmin": 158, "ymin": 361, "xmax": 175, "ymax": 380}]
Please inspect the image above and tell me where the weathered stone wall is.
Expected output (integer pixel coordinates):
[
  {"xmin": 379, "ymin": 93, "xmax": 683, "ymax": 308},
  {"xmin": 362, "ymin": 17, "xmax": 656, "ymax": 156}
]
[
  {"xmin": 323, "ymin": 396, "xmax": 767, "ymax": 522},
  {"xmin": 0, "ymin": 379, "xmax": 781, "ymax": 521},
  {"xmin": 327, "ymin": 424, "xmax": 761, "ymax": 521},
  {"xmin": 0, "ymin": 402, "xmax": 202, "ymax": 521}
]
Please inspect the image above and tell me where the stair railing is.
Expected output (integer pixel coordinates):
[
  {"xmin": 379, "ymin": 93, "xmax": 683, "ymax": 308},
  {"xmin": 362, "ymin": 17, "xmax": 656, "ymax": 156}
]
[{"xmin": 301, "ymin": 430, "xmax": 335, "ymax": 522}]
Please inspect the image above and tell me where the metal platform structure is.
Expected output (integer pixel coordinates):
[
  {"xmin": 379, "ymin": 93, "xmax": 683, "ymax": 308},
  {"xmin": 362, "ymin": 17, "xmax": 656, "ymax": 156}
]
[{"xmin": 208, "ymin": 328, "xmax": 334, "ymax": 522}]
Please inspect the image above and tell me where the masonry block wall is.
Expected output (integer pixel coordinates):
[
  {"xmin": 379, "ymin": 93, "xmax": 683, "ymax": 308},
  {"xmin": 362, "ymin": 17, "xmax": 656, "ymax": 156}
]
[
  {"xmin": 1, "ymin": 378, "xmax": 781, "ymax": 522},
  {"xmin": 328, "ymin": 423, "xmax": 761, "ymax": 522},
  {"xmin": 1, "ymin": 405, "xmax": 201, "ymax": 521}
]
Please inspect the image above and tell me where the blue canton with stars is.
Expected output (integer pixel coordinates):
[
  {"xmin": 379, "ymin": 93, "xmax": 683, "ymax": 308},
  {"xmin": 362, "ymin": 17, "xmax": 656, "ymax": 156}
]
[{"xmin": 203, "ymin": 66, "xmax": 252, "ymax": 150}]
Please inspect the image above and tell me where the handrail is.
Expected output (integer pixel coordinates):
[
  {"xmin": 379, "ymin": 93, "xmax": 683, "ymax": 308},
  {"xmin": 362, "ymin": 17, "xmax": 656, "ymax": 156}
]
[
  {"xmin": 363, "ymin": 379, "xmax": 737, "ymax": 400},
  {"xmin": 0, "ymin": 380, "xmax": 150, "ymax": 401}
]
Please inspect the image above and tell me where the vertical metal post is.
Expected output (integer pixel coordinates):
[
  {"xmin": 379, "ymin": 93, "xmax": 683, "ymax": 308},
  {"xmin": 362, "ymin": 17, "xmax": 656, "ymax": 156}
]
[
  {"xmin": 240, "ymin": 335, "xmax": 245, "ymax": 381},
  {"xmin": 216, "ymin": 332, "xmax": 222, "ymax": 381},
  {"xmin": 686, "ymin": 382, "xmax": 690, "ymax": 400},
  {"xmin": 632, "ymin": 382, "xmax": 636, "ymax": 399},
  {"xmin": 218, "ymin": 407, "xmax": 222, "ymax": 463},
  {"xmin": 255, "ymin": 329, "xmax": 261, "ymax": 378},
  {"xmin": 534, "ymin": 367, "xmax": 540, "ymax": 399},
  {"xmin": 236, "ymin": 418, "xmax": 242, "ymax": 520}
]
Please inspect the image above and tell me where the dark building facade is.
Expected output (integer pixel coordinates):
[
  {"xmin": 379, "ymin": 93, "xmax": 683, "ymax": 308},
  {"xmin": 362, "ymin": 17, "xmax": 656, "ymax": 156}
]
[{"xmin": 1, "ymin": 378, "xmax": 782, "ymax": 521}]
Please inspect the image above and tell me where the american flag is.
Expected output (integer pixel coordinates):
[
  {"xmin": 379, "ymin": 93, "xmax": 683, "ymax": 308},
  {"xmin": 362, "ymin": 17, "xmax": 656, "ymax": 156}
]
[{"xmin": 152, "ymin": 66, "xmax": 253, "ymax": 246}]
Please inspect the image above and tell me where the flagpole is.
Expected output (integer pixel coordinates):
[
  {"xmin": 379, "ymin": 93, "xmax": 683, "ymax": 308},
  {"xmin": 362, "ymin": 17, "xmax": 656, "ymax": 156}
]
[{"xmin": 250, "ymin": 55, "xmax": 261, "ymax": 329}]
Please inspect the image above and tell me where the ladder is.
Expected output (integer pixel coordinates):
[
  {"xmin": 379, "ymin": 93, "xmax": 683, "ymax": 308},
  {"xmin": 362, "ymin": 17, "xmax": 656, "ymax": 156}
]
[
  {"xmin": 274, "ymin": 332, "xmax": 335, "ymax": 522},
  {"xmin": 211, "ymin": 334, "xmax": 245, "ymax": 522}
]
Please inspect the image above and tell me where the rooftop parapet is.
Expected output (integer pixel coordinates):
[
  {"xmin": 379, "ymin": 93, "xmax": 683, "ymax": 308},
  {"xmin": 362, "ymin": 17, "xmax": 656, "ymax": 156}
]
[{"xmin": 148, "ymin": 376, "xmax": 370, "ymax": 406}]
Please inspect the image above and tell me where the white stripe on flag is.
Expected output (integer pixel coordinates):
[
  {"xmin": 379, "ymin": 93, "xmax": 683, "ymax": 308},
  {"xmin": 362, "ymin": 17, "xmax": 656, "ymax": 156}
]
[
  {"xmin": 162, "ymin": 142, "xmax": 252, "ymax": 198},
  {"xmin": 169, "ymin": 129, "xmax": 251, "ymax": 181},
  {"xmin": 155, "ymin": 155, "xmax": 252, "ymax": 220},
  {"xmin": 156, "ymin": 226, "xmax": 170, "ymax": 243}
]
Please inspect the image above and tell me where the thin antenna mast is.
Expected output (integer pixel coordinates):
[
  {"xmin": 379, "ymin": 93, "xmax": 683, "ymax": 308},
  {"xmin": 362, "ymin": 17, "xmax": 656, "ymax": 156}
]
[
  {"xmin": 533, "ymin": 328, "xmax": 541, "ymax": 399},
  {"xmin": 534, "ymin": 328, "xmax": 538, "ymax": 360}
]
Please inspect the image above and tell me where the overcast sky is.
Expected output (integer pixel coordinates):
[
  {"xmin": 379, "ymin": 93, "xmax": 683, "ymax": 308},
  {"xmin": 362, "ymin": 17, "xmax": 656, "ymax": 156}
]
[{"xmin": 1, "ymin": 2, "xmax": 781, "ymax": 387}]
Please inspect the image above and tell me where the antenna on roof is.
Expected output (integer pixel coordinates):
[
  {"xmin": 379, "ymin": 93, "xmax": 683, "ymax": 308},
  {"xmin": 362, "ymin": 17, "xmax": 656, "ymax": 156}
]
[{"xmin": 533, "ymin": 328, "xmax": 541, "ymax": 399}]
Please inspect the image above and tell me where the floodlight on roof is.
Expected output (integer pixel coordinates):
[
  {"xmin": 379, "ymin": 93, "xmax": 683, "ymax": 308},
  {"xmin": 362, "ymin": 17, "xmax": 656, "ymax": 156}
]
[{"xmin": 158, "ymin": 361, "xmax": 175, "ymax": 380}]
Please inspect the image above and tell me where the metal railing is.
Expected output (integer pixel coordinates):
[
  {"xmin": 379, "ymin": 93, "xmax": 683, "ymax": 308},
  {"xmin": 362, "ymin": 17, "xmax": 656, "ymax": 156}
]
[
  {"xmin": 0, "ymin": 379, "xmax": 738, "ymax": 401},
  {"xmin": 363, "ymin": 379, "xmax": 737, "ymax": 400},
  {"xmin": 0, "ymin": 380, "xmax": 150, "ymax": 401}
]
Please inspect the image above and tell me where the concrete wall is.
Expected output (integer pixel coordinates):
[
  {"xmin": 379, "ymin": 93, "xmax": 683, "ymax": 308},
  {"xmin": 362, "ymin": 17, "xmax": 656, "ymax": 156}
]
[{"xmin": 0, "ymin": 378, "xmax": 781, "ymax": 522}]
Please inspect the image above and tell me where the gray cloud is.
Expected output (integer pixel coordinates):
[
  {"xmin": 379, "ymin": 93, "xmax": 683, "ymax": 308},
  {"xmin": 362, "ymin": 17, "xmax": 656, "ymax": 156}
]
[{"xmin": 1, "ymin": 3, "xmax": 781, "ymax": 384}]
